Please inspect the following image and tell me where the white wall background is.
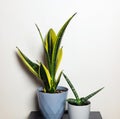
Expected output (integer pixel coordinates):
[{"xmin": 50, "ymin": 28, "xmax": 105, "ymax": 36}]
[{"xmin": 0, "ymin": 0, "xmax": 120, "ymax": 119}]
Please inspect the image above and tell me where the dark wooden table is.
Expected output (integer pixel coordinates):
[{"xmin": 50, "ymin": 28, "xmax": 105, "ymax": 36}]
[{"xmin": 29, "ymin": 111, "xmax": 102, "ymax": 119}]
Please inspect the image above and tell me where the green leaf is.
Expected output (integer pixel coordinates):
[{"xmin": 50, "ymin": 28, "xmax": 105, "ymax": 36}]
[
  {"xmin": 16, "ymin": 47, "xmax": 39, "ymax": 78},
  {"xmin": 50, "ymin": 28, "xmax": 57, "ymax": 47},
  {"xmin": 52, "ymin": 13, "xmax": 76, "ymax": 79},
  {"xmin": 55, "ymin": 70, "xmax": 63, "ymax": 88},
  {"xmin": 45, "ymin": 37, "xmax": 48, "ymax": 52},
  {"xmin": 63, "ymin": 73, "xmax": 80, "ymax": 100},
  {"xmin": 84, "ymin": 87, "xmax": 104, "ymax": 101},
  {"xmin": 46, "ymin": 29, "xmax": 57, "ymax": 61},
  {"xmin": 67, "ymin": 98, "xmax": 81, "ymax": 105},
  {"xmin": 35, "ymin": 25, "xmax": 51, "ymax": 73},
  {"xmin": 40, "ymin": 63, "xmax": 52, "ymax": 92},
  {"xmin": 35, "ymin": 24, "xmax": 44, "ymax": 44},
  {"xmin": 44, "ymin": 29, "xmax": 57, "ymax": 75},
  {"xmin": 35, "ymin": 24, "xmax": 50, "ymax": 68}
]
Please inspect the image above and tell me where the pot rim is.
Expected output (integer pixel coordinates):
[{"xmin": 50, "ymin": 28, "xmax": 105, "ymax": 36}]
[
  {"xmin": 37, "ymin": 86, "xmax": 68, "ymax": 94},
  {"xmin": 68, "ymin": 101, "xmax": 91, "ymax": 106}
]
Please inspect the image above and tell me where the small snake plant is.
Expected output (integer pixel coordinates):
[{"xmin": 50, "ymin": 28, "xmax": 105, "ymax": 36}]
[
  {"xmin": 63, "ymin": 73, "xmax": 104, "ymax": 105},
  {"xmin": 16, "ymin": 13, "xmax": 76, "ymax": 93}
]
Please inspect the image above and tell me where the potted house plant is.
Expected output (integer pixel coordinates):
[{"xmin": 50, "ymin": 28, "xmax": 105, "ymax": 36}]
[
  {"xmin": 16, "ymin": 13, "xmax": 76, "ymax": 119},
  {"xmin": 63, "ymin": 73, "xmax": 104, "ymax": 119}
]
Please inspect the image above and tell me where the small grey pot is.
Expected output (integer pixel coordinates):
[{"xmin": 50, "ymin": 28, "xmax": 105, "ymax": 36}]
[{"xmin": 68, "ymin": 101, "xmax": 91, "ymax": 119}]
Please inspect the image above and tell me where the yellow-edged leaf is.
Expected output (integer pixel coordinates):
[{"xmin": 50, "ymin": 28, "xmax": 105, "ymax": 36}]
[
  {"xmin": 55, "ymin": 70, "xmax": 63, "ymax": 88},
  {"xmin": 40, "ymin": 63, "xmax": 52, "ymax": 90},
  {"xmin": 16, "ymin": 47, "xmax": 39, "ymax": 78},
  {"xmin": 52, "ymin": 13, "xmax": 76, "ymax": 78},
  {"xmin": 35, "ymin": 24, "xmax": 44, "ymax": 44},
  {"xmin": 45, "ymin": 29, "xmax": 57, "ymax": 57},
  {"xmin": 56, "ymin": 47, "xmax": 63, "ymax": 72},
  {"xmin": 45, "ymin": 38, "xmax": 48, "ymax": 52},
  {"xmin": 50, "ymin": 29, "xmax": 57, "ymax": 46}
]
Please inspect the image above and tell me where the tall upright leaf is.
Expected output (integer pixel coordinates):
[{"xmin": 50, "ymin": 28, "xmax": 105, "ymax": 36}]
[
  {"xmin": 44, "ymin": 29, "xmax": 57, "ymax": 75},
  {"xmin": 35, "ymin": 24, "xmax": 44, "ymax": 44},
  {"xmin": 51, "ymin": 13, "xmax": 77, "ymax": 80},
  {"xmin": 35, "ymin": 25, "xmax": 51, "ymax": 73},
  {"xmin": 46, "ymin": 29, "xmax": 57, "ymax": 62}
]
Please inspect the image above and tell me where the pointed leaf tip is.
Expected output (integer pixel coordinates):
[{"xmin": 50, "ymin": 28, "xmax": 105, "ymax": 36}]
[{"xmin": 16, "ymin": 47, "xmax": 39, "ymax": 78}]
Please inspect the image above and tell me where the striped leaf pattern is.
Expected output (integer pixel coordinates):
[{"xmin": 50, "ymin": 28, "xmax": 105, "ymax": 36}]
[{"xmin": 63, "ymin": 73, "xmax": 104, "ymax": 105}]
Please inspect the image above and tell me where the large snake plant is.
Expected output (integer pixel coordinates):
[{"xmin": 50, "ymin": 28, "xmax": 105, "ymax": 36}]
[
  {"xmin": 63, "ymin": 73, "xmax": 104, "ymax": 105},
  {"xmin": 16, "ymin": 13, "xmax": 76, "ymax": 93}
]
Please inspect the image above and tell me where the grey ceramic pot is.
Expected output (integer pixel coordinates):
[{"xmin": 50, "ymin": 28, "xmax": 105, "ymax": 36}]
[
  {"xmin": 37, "ymin": 86, "xmax": 68, "ymax": 119},
  {"xmin": 68, "ymin": 101, "xmax": 91, "ymax": 119}
]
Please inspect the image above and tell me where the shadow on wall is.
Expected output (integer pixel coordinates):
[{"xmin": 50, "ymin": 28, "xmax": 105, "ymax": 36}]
[
  {"xmin": 27, "ymin": 94, "xmax": 40, "ymax": 119},
  {"xmin": 34, "ymin": 94, "xmax": 39, "ymax": 111}
]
